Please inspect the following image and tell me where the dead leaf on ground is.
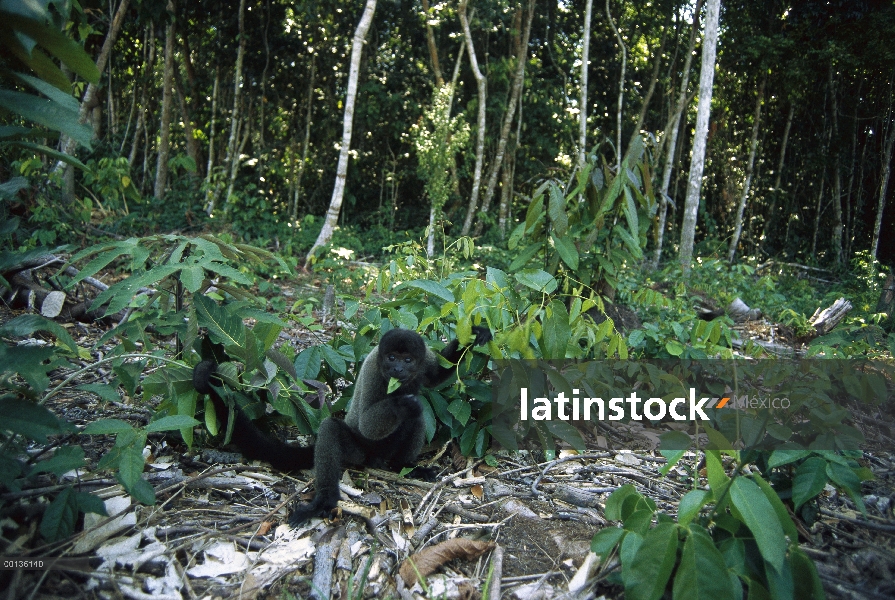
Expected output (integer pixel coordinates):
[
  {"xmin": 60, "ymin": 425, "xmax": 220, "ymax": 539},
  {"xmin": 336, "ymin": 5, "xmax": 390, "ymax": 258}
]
[{"xmin": 399, "ymin": 538, "xmax": 496, "ymax": 586}]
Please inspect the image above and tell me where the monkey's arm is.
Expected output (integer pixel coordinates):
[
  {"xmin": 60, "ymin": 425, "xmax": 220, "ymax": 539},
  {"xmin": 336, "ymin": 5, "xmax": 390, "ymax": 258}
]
[{"xmin": 422, "ymin": 325, "xmax": 492, "ymax": 387}]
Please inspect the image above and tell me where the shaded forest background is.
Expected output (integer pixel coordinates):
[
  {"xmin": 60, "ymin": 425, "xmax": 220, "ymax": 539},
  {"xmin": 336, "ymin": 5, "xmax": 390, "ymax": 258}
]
[{"xmin": 3, "ymin": 0, "xmax": 895, "ymax": 271}]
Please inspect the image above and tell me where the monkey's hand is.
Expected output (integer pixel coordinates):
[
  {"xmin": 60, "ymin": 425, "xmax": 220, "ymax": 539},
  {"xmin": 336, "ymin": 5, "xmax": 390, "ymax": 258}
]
[
  {"xmin": 392, "ymin": 393, "xmax": 422, "ymax": 419},
  {"xmin": 471, "ymin": 325, "xmax": 493, "ymax": 346}
]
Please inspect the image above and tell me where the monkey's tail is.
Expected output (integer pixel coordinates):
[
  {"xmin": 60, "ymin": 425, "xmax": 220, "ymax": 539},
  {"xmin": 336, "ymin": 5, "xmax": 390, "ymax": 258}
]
[{"xmin": 194, "ymin": 361, "xmax": 315, "ymax": 472}]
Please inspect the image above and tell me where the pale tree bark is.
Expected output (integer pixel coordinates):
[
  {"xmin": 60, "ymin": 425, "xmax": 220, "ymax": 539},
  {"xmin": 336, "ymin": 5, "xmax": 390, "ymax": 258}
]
[
  {"xmin": 577, "ymin": 0, "xmax": 594, "ymax": 169},
  {"xmin": 651, "ymin": 0, "xmax": 701, "ymax": 268},
  {"xmin": 459, "ymin": 0, "xmax": 488, "ymax": 236},
  {"xmin": 829, "ymin": 64, "xmax": 843, "ymax": 268},
  {"xmin": 291, "ymin": 57, "xmax": 315, "ymax": 223},
  {"xmin": 53, "ymin": 0, "xmax": 130, "ymax": 175},
  {"xmin": 728, "ymin": 76, "xmax": 765, "ymax": 263},
  {"xmin": 871, "ymin": 107, "xmax": 895, "ymax": 261},
  {"xmin": 679, "ymin": 0, "xmax": 720, "ymax": 271},
  {"xmin": 206, "ymin": 0, "xmax": 246, "ymax": 215},
  {"xmin": 154, "ymin": 9, "xmax": 175, "ymax": 200},
  {"xmin": 474, "ymin": 0, "xmax": 535, "ymax": 237},
  {"xmin": 606, "ymin": 0, "xmax": 626, "ymax": 171},
  {"xmin": 305, "ymin": 0, "xmax": 378, "ymax": 265},
  {"xmin": 422, "ymin": 0, "xmax": 444, "ymax": 87}
]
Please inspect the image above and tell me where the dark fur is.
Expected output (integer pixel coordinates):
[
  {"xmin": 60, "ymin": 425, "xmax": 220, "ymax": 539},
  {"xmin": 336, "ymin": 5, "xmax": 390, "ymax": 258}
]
[{"xmin": 193, "ymin": 326, "xmax": 491, "ymax": 525}]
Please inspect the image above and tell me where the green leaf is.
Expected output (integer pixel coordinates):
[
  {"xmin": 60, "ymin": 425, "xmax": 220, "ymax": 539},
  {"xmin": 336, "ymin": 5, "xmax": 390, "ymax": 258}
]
[
  {"xmin": 550, "ymin": 233, "xmax": 579, "ymax": 270},
  {"xmin": 508, "ymin": 242, "xmax": 542, "ymax": 272},
  {"xmin": 665, "ymin": 340, "xmax": 685, "ymax": 356},
  {"xmin": 547, "ymin": 183, "xmax": 569, "ymax": 235},
  {"xmin": 791, "ymin": 548, "xmax": 825, "ymax": 600},
  {"xmin": 591, "ymin": 527, "xmax": 626, "ymax": 558},
  {"xmin": 542, "ymin": 300, "xmax": 570, "ymax": 359},
  {"xmin": 75, "ymin": 491, "xmax": 108, "ymax": 516},
  {"xmin": 672, "ymin": 525, "xmax": 736, "ymax": 600},
  {"xmin": 729, "ymin": 477, "xmax": 786, "ymax": 573},
  {"xmin": 180, "ymin": 264, "xmax": 205, "ymax": 293},
  {"xmin": 677, "ymin": 489, "xmax": 709, "ymax": 527},
  {"xmin": 40, "ymin": 487, "xmax": 78, "ymax": 541},
  {"xmin": 294, "ymin": 345, "xmax": 322, "ymax": 379},
  {"xmin": 145, "ymin": 415, "xmax": 202, "ymax": 433},
  {"xmin": 792, "ymin": 456, "xmax": 828, "ymax": 510},
  {"xmin": 767, "ymin": 447, "xmax": 810, "ymax": 469},
  {"xmin": 753, "ymin": 472, "xmax": 799, "ymax": 541},
  {"xmin": 387, "ymin": 377, "xmax": 402, "ymax": 394},
  {"xmin": 194, "ymin": 295, "xmax": 247, "ymax": 349},
  {"xmin": 31, "ymin": 445, "xmax": 86, "ymax": 476},
  {"xmin": 397, "ymin": 279, "xmax": 455, "ymax": 303},
  {"xmin": 0, "ymin": 397, "xmax": 71, "ymax": 442},
  {"xmin": 14, "ymin": 71, "xmax": 78, "ymax": 112},
  {"xmin": 5, "ymin": 13, "xmax": 101, "ymax": 83},
  {"xmin": 826, "ymin": 461, "xmax": 865, "ymax": 514},
  {"xmin": 321, "ymin": 345, "xmax": 347, "ymax": 375},
  {"xmin": 605, "ymin": 485, "xmax": 639, "ymax": 521},
  {"xmin": 624, "ymin": 522, "xmax": 679, "ymax": 600},
  {"xmin": 118, "ymin": 446, "xmax": 145, "ymax": 490},
  {"xmin": 514, "ymin": 269, "xmax": 558, "ymax": 294},
  {"xmin": 448, "ymin": 398, "xmax": 471, "ymax": 426},
  {"xmin": 0, "ymin": 314, "xmax": 78, "ymax": 353},
  {"xmin": 0, "ymin": 89, "xmax": 92, "ymax": 149}
]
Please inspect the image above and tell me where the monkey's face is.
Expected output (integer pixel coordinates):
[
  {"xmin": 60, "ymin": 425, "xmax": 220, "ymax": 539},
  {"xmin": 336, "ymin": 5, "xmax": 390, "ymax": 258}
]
[{"xmin": 380, "ymin": 351, "xmax": 420, "ymax": 383}]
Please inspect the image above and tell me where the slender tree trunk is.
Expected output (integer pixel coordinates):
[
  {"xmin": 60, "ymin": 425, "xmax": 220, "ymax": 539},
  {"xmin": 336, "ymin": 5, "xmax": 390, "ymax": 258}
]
[
  {"xmin": 474, "ymin": 0, "xmax": 535, "ymax": 236},
  {"xmin": 728, "ymin": 76, "xmax": 765, "ymax": 263},
  {"xmin": 761, "ymin": 101, "xmax": 793, "ymax": 243},
  {"xmin": 811, "ymin": 169, "xmax": 826, "ymax": 258},
  {"xmin": 173, "ymin": 62, "xmax": 201, "ymax": 178},
  {"xmin": 204, "ymin": 67, "xmax": 220, "ymax": 200},
  {"xmin": 871, "ymin": 107, "xmax": 895, "ymax": 261},
  {"xmin": 208, "ymin": 0, "xmax": 246, "ymax": 215},
  {"xmin": 679, "ymin": 0, "xmax": 720, "ymax": 271},
  {"xmin": 629, "ymin": 23, "xmax": 667, "ymax": 146},
  {"xmin": 606, "ymin": 0, "xmax": 626, "ymax": 170},
  {"xmin": 829, "ymin": 64, "xmax": 843, "ymax": 268},
  {"xmin": 53, "ymin": 0, "xmax": 130, "ymax": 171},
  {"xmin": 154, "ymin": 11, "xmax": 175, "ymax": 200},
  {"xmin": 422, "ymin": 0, "xmax": 444, "ymax": 87},
  {"xmin": 578, "ymin": 0, "xmax": 593, "ymax": 169},
  {"xmin": 305, "ymin": 0, "xmax": 378, "ymax": 265},
  {"xmin": 130, "ymin": 24, "xmax": 154, "ymax": 169},
  {"xmin": 226, "ymin": 102, "xmax": 253, "ymax": 206},
  {"xmin": 844, "ymin": 81, "xmax": 862, "ymax": 260},
  {"xmin": 291, "ymin": 58, "xmax": 316, "ymax": 223},
  {"xmin": 651, "ymin": 0, "xmax": 701, "ymax": 268},
  {"xmin": 459, "ymin": 0, "xmax": 488, "ymax": 237},
  {"xmin": 259, "ymin": 0, "xmax": 271, "ymax": 146}
]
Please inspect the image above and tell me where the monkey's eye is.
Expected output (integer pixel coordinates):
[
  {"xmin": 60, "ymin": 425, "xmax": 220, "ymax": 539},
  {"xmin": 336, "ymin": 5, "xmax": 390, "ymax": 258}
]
[
  {"xmin": 404, "ymin": 357, "xmax": 412, "ymax": 364},
  {"xmin": 388, "ymin": 355, "xmax": 396, "ymax": 361}
]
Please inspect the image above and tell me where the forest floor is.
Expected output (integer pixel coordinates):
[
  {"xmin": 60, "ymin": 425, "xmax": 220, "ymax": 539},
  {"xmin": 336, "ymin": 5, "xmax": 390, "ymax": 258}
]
[{"xmin": 4, "ymin": 297, "xmax": 895, "ymax": 600}]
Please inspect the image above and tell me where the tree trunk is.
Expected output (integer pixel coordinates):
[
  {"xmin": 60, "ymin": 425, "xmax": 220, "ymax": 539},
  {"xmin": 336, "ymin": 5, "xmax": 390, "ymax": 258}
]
[
  {"xmin": 53, "ymin": 0, "xmax": 130, "ymax": 171},
  {"xmin": 728, "ymin": 76, "xmax": 765, "ymax": 263},
  {"xmin": 458, "ymin": 0, "xmax": 488, "ymax": 237},
  {"xmin": 606, "ymin": 0, "xmax": 626, "ymax": 171},
  {"xmin": 651, "ymin": 0, "xmax": 701, "ymax": 269},
  {"xmin": 871, "ymin": 104, "xmax": 895, "ymax": 261},
  {"xmin": 173, "ymin": 60, "xmax": 201, "ymax": 178},
  {"xmin": 578, "ymin": 0, "xmax": 593, "ymax": 169},
  {"xmin": 629, "ymin": 22, "xmax": 666, "ymax": 150},
  {"xmin": 154, "ymin": 13, "xmax": 175, "ymax": 200},
  {"xmin": 207, "ymin": 0, "xmax": 246, "ymax": 215},
  {"xmin": 829, "ymin": 63, "xmax": 843, "ymax": 268},
  {"xmin": 305, "ymin": 0, "xmax": 378, "ymax": 265},
  {"xmin": 129, "ymin": 24, "xmax": 154, "ymax": 169},
  {"xmin": 422, "ymin": 0, "xmax": 444, "ymax": 87},
  {"xmin": 679, "ymin": 0, "xmax": 720, "ymax": 271},
  {"xmin": 291, "ymin": 58, "xmax": 316, "ymax": 223},
  {"xmin": 474, "ymin": 0, "xmax": 535, "ymax": 236},
  {"xmin": 810, "ymin": 169, "xmax": 826, "ymax": 258},
  {"xmin": 761, "ymin": 101, "xmax": 793, "ymax": 243},
  {"xmin": 204, "ymin": 66, "xmax": 220, "ymax": 201}
]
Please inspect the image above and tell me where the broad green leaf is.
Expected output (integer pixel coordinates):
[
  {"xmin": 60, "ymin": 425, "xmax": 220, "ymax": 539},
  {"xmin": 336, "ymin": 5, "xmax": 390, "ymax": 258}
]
[
  {"xmin": 0, "ymin": 397, "xmax": 71, "ymax": 442},
  {"xmin": 792, "ymin": 456, "xmax": 828, "ymax": 510},
  {"xmin": 0, "ymin": 89, "xmax": 92, "ymax": 148},
  {"xmin": 542, "ymin": 300, "xmax": 570, "ymax": 358},
  {"xmin": 75, "ymin": 383, "xmax": 121, "ymax": 403},
  {"xmin": 194, "ymin": 294, "xmax": 246, "ymax": 349},
  {"xmin": 118, "ymin": 446, "xmax": 146, "ymax": 490},
  {"xmin": 31, "ymin": 445, "xmax": 86, "ymax": 476},
  {"xmin": 791, "ymin": 548, "xmax": 825, "ymax": 600},
  {"xmin": 145, "ymin": 415, "xmax": 202, "ymax": 432},
  {"xmin": 672, "ymin": 525, "xmax": 736, "ymax": 600},
  {"xmin": 514, "ymin": 269, "xmax": 558, "ymax": 294},
  {"xmin": 551, "ymin": 233, "xmax": 579, "ymax": 270},
  {"xmin": 605, "ymin": 485, "xmax": 639, "ymax": 521},
  {"xmin": 82, "ymin": 419, "xmax": 135, "ymax": 435},
  {"xmin": 0, "ymin": 313, "xmax": 78, "ymax": 352},
  {"xmin": 677, "ymin": 489, "xmax": 709, "ymax": 527},
  {"xmin": 40, "ymin": 487, "xmax": 78, "ymax": 541},
  {"xmin": 293, "ymin": 345, "xmax": 322, "ymax": 379},
  {"xmin": 397, "ymin": 279, "xmax": 454, "ymax": 303},
  {"xmin": 591, "ymin": 527, "xmax": 626, "ymax": 557},
  {"xmin": 547, "ymin": 183, "xmax": 569, "ymax": 235},
  {"xmin": 5, "ymin": 13, "xmax": 101, "ymax": 82},
  {"xmin": 321, "ymin": 345, "xmax": 347, "ymax": 375},
  {"xmin": 508, "ymin": 243, "xmax": 542, "ymax": 272},
  {"xmin": 387, "ymin": 377, "xmax": 402, "ymax": 394},
  {"xmin": 826, "ymin": 461, "xmax": 866, "ymax": 514},
  {"xmin": 448, "ymin": 398, "xmax": 471, "ymax": 426},
  {"xmin": 767, "ymin": 447, "xmax": 810, "ymax": 469},
  {"xmin": 624, "ymin": 522, "xmax": 679, "ymax": 600},
  {"xmin": 753, "ymin": 472, "xmax": 799, "ymax": 540},
  {"xmin": 730, "ymin": 477, "xmax": 786, "ymax": 573},
  {"xmin": 180, "ymin": 264, "xmax": 205, "ymax": 293}
]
